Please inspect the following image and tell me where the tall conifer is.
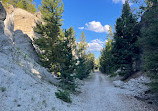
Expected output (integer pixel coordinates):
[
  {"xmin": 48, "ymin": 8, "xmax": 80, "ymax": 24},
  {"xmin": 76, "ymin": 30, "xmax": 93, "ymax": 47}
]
[
  {"xmin": 111, "ymin": 1, "xmax": 139, "ymax": 79},
  {"xmin": 34, "ymin": 0, "xmax": 64, "ymax": 73}
]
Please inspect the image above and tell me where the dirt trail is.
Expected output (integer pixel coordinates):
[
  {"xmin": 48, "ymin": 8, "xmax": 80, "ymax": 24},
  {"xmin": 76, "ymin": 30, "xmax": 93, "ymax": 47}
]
[{"xmin": 71, "ymin": 71, "xmax": 157, "ymax": 111}]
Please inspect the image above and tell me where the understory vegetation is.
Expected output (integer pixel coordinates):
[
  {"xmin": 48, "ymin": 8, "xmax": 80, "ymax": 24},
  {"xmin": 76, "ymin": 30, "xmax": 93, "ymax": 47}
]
[
  {"xmin": 55, "ymin": 90, "xmax": 72, "ymax": 103},
  {"xmin": 2, "ymin": 0, "xmax": 36, "ymax": 13},
  {"xmin": 99, "ymin": 0, "xmax": 158, "ymax": 94},
  {"xmin": 2, "ymin": 0, "xmax": 95, "ymax": 103},
  {"xmin": 2, "ymin": 0, "xmax": 158, "ymax": 102},
  {"xmin": 33, "ymin": 0, "xmax": 95, "ymax": 102}
]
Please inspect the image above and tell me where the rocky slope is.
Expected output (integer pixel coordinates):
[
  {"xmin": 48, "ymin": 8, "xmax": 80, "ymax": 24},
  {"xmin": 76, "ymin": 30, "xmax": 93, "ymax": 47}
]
[
  {"xmin": 112, "ymin": 72, "xmax": 158, "ymax": 105},
  {"xmin": 0, "ymin": 2, "xmax": 68, "ymax": 111},
  {"xmin": 0, "ymin": 2, "xmax": 157, "ymax": 111}
]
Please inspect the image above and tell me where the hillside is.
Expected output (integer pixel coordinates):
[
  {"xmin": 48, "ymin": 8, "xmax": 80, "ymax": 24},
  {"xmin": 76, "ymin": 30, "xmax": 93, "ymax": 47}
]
[
  {"xmin": 0, "ymin": 1, "xmax": 158, "ymax": 111},
  {"xmin": 0, "ymin": 2, "xmax": 66, "ymax": 110}
]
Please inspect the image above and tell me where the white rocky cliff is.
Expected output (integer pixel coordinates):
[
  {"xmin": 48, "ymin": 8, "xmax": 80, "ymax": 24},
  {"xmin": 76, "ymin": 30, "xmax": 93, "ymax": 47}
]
[
  {"xmin": 0, "ymin": 2, "xmax": 157, "ymax": 111},
  {"xmin": 0, "ymin": 2, "xmax": 68, "ymax": 111}
]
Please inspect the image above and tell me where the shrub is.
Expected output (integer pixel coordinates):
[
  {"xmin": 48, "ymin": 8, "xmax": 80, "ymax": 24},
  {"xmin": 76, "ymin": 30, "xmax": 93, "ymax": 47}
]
[
  {"xmin": 0, "ymin": 87, "xmax": 6, "ymax": 92},
  {"xmin": 59, "ymin": 81, "xmax": 76, "ymax": 92},
  {"xmin": 55, "ymin": 90, "xmax": 72, "ymax": 103}
]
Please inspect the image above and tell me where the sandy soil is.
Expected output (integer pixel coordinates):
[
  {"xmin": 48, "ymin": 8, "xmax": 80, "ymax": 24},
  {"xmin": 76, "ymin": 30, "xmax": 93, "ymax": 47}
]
[
  {"xmin": 1, "ymin": 67, "xmax": 157, "ymax": 111},
  {"xmin": 70, "ymin": 71, "xmax": 157, "ymax": 111}
]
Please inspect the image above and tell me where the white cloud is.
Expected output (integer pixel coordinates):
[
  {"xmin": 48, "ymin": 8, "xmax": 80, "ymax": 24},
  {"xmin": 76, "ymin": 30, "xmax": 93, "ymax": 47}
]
[
  {"xmin": 78, "ymin": 27, "xmax": 84, "ymax": 30},
  {"xmin": 88, "ymin": 42, "xmax": 103, "ymax": 51},
  {"xmin": 112, "ymin": 0, "xmax": 126, "ymax": 4},
  {"xmin": 112, "ymin": 0, "xmax": 132, "ymax": 5},
  {"xmin": 87, "ymin": 39, "xmax": 107, "ymax": 51},
  {"xmin": 91, "ymin": 39, "xmax": 104, "ymax": 44},
  {"xmin": 79, "ymin": 21, "xmax": 110, "ymax": 33}
]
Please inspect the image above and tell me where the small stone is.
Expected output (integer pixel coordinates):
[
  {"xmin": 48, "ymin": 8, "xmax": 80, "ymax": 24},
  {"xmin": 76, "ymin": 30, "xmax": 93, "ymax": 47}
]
[{"xmin": 147, "ymin": 101, "xmax": 153, "ymax": 104}]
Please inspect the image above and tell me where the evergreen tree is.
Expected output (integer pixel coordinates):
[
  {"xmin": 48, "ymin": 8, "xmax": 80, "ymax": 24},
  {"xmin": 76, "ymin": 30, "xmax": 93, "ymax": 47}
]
[
  {"xmin": 78, "ymin": 31, "xmax": 88, "ymax": 55},
  {"xmin": 111, "ymin": 1, "xmax": 140, "ymax": 80},
  {"xmin": 76, "ymin": 31, "xmax": 90, "ymax": 80},
  {"xmin": 95, "ymin": 58, "xmax": 100, "ymax": 70},
  {"xmin": 100, "ymin": 38, "xmax": 113, "ymax": 74},
  {"xmin": 87, "ymin": 52, "xmax": 95, "ymax": 72},
  {"xmin": 139, "ymin": 1, "xmax": 158, "ymax": 93},
  {"xmin": 16, "ymin": 0, "xmax": 27, "ymax": 10},
  {"xmin": 99, "ymin": 26, "xmax": 115, "ymax": 74},
  {"xmin": 59, "ymin": 27, "xmax": 77, "ymax": 91},
  {"xmin": 34, "ymin": 0, "xmax": 64, "ymax": 73}
]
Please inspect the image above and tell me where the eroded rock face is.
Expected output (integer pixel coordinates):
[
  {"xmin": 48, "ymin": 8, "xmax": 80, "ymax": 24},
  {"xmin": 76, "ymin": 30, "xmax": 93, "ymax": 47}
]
[
  {"xmin": 4, "ymin": 5, "xmax": 14, "ymax": 40},
  {"xmin": 3, "ymin": 4, "xmax": 42, "ymax": 40},
  {"xmin": 0, "ymin": 2, "xmax": 12, "ymax": 53},
  {"xmin": 0, "ymin": 2, "xmax": 6, "ymax": 34},
  {"xmin": 0, "ymin": 2, "xmax": 57, "ymax": 92},
  {"xmin": 13, "ymin": 30, "xmax": 39, "ymax": 62},
  {"xmin": 0, "ymin": 2, "xmax": 6, "ymax": 21}
]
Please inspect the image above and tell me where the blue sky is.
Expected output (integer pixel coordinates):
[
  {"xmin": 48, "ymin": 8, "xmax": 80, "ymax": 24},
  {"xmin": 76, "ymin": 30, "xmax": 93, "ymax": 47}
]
[{"xmin": 34, "ymin": 0, "xmax": 125, "ymax": 59}]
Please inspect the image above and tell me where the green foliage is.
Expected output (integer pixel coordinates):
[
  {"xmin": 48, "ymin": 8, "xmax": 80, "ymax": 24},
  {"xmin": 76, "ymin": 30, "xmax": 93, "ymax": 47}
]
[
  {"xmin": 111, "ymin": 1, "xmax": 140, "ymax": 80},
  {"xmin": 95, "ymin": 58, "xmax": 100, "ymax": 70},
  {"xmin": 78, "ymin": 31, "xmax": 88, "ymax": 52},
  {"xmin": 34, "ymin": 0, "xmax": 64, "ymax": 73},
  {"xmin": 148, "ymin": 82, "xmax": 158, "ymax": 94},
  {"xmin": 100, "ymin": 38, "xmax": 113, "ymax": 74},
  {"xmin": 139, "ymin": 3, "xmax": 158, "ymax": 93},
  {"xmin": 55, "ymin": 90, "xmax": 72, "ymax": 103},
  {"xmin": 99, "ymin": 26, "xmax": 117, "ymax": 74},
  {"xmin": 34, "ymin": 0, "xmax": 94, "ymax": 100},
  {"xmin": 87, "ymin": 53, "xmax": 95, "ymax": 72},
  {"xmin": 2, "ymin": 0, "xmax": 36, "ymax": 13},
  {"xmin": 99, "ymin": 1, "xmax": 140, "ymax": 80},
  {"xmin": 0, "ymin": 87, "xmax": 6, "ymax": 92},
  {"xmin": 59, "ymin": 82, "xmax": 76, "ymax": 92},
  {"xmin": 34, "ymin": 0, "xmax": 79, "ymax": 94},
  {"xmin": 76, "ymin": 31, "xmax": 95, "ymax": 80},
  {"xmin": 58, "ymin": 27, "xmax": 77, "ymax": 90},
  {"xmin": 76, "ymin": 55, "xmax": 90, "ymax": 80}
]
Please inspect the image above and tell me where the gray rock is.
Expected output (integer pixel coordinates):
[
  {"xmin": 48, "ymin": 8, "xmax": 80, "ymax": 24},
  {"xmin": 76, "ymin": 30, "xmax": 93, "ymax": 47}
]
[
  {"xmin": 0, "ymin": 3, "xmax": 58, "ymax": 99},
  {"xmin": 113, "ymin": 80, "xmax": 124, "ymax": 87},
  {"xmin": 13, "ymin": 30, "xmax": 39, "ymax": 62},
  {"xmin": 0, "ymin": 20, "xmax": 4, "ymax": 34},
  {"xmin": 0, "ymin": 2, "xmax": 6, "ymax": 34},
  {"xmin": 0, "ymin": 2, "xmax": 6, "ymax": 21}
]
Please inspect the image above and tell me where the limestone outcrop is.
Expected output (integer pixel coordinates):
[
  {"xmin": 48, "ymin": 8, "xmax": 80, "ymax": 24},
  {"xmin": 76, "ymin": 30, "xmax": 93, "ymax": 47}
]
[
  {"xmin": 0, "ymin": 2, "xmax": 12, "ymax": 54},
  {"xmin": 0, "ymin": 2, "xmax": 6, "ymax": 34},
  {"xmin": 0, "ymin": 3, "xmax": 64, "ymax": 111},
  {"xmin": 0, "ymin": 2, "xmax": 57, "ymax": 92},
  {"xmin": 4, "ymin": 4, "xmax": 41, "ymax": 40}
]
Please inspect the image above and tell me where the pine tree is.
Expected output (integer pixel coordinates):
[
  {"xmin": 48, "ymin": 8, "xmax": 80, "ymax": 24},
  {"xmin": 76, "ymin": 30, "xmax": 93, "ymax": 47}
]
[
  {"xmin": 140, "ymin": 1, "xmax": 158, "ymax": 93},
  {"xmin": 87, "ymin": 52, "xmax": 95, "ymax": 72},
  {"xmin": 34, "ymin": 0, "xmax": 64, "ymax": 73},
  {"xmin": 59, "ymin": 27, "xmax": 77, "ymax": 91},
  {"xmin": 100, "ymin": 38, "xmax": 113, "ymax": 74},
  {"xmin": 99, "ymin": 26, "xmax": 114, "ymax": 74},
  {"xmin": 78, "ymin": 31, "xmax": 88, "ymax": 55},
  {"xmin": 16, "ymin": 0, "xmax": 27, "ymax": 10},
  {"xmin": 95, "ymin": 58, "xmax": 100, "ymax": 70},
  {"xmin": 111, "ymin": 1, "xmax": 140, "ymax": 80},
  {"xmin": 76, "ymin": 31, "xmax": 90, "ymax": 80}
]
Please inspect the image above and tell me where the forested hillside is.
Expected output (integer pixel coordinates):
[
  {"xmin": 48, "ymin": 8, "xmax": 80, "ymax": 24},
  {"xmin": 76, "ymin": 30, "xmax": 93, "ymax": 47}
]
[
  {"xmin": 0, "ymin": 0, "xmax": 158, "ymax": 110},
  {"xmin": 1, "ymin": 0, "xmax": 95, "ymax": 103},
  {"xmin": 99, "ymin": 0, "xmax": 158, "ymax": 94},
  {"xmin": 33, "ymin": 0, "xmax": 95, "ymax": 101}
]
